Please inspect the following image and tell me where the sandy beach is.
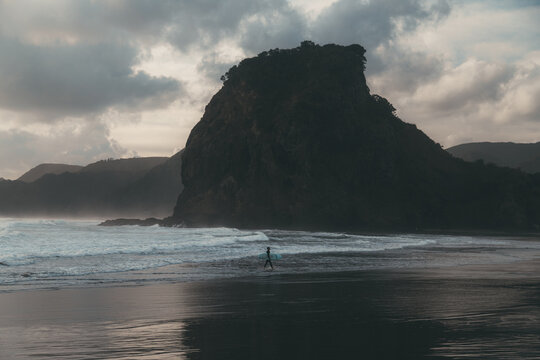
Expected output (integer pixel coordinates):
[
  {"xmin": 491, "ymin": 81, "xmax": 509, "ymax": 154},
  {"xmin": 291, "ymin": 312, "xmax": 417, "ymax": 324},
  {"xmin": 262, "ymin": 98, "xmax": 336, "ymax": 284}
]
[{"xmin": 1, "ymin": 256, "xmax": 539, "ymax": 360}]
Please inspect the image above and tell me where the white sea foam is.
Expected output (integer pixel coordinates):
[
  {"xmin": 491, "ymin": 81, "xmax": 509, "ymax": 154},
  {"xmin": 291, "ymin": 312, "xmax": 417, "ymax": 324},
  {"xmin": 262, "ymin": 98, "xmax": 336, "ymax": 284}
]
[{"xmin": 1, "ymin": 218, "xmax": 538, "ymax": 290}]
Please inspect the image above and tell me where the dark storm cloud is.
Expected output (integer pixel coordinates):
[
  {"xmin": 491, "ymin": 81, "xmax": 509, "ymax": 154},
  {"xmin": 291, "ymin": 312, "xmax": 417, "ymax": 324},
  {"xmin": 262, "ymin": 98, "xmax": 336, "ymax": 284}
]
[
  {"xmin": 0, "ymin": 0, "xmax": 304, "ymax": 118},
  {"xmin": 191, "ymin": 0, "xmax": 452, "ymax": 83},
  {"xmin": 165, "ymin": 0, "xmax": 269, "ymax": 50},
  {"xmin": 39, "ymin": 0, "xmax": 298, "ymax": 50},
  {"xmin": 1, "ymin": 0, "xmax": 451, "ymax": 100},
  {"xmin": 85, "ymin": 0, "xmax": 301, "ymax": 52},
  {"xmin": 309, "ymin": 0, "xmax": 451, "ymax": 89},
  {"xmin": 0, "ymin": 0, "xmax": 175, "ymax": 44},
  {"xmin": 195, "ymin": 2, "xmax": 308, "ymax": 81},
  {"xmin": 238, "ymin": 5, "xmax": 308, "ymax": 54},
  {"xmin": 141, "ymin": 0, "xmax": 450, "ymax": 56},
  {"xmin": 193, "ymin": 0, "xmax": 450, "ymax": 81},
  {"xmin": 0, "ymin": 39, "xmax": 182, "ymax": 119},
  {"xmin": 312, "ymin": 0, "xmax": 450, "ymax": 51}
]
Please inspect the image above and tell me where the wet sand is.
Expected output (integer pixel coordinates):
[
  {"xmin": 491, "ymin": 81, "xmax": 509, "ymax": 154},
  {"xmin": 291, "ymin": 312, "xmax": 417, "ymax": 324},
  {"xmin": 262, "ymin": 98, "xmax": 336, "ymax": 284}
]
[{"xmin": 1, "ymin": 259, "xmax": 539, "ymax": 359}]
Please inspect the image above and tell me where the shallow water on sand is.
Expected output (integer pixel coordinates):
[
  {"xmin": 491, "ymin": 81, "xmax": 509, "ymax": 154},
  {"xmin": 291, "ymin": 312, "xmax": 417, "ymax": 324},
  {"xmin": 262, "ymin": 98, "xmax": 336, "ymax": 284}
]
[{"xmin": 1, "ymin": 218, "xmax": 540, "ymax": 292}]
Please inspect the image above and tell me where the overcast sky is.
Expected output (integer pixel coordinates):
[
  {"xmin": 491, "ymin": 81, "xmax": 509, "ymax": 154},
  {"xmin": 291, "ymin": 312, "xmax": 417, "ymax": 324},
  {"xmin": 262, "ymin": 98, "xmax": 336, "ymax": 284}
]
[{"xmin": 0, "ymin": 0, "xmax": 539, "ymax": 179}]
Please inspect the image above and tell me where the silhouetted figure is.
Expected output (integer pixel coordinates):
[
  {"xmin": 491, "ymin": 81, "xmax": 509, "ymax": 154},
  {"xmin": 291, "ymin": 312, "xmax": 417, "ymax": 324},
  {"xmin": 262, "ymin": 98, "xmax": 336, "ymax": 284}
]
[{"xmin": 264, "ymin": 247, "xmax": 274, "ymax": 270}]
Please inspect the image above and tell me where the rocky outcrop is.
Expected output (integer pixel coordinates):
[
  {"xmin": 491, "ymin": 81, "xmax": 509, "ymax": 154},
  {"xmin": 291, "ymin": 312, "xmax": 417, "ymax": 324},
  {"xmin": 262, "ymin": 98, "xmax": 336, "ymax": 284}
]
[
  {"xmin": 99, "ymin": 217, "xmax": 162, "ymax": 226},
  {"xmin": 171, "ymin": 42, "xmax": 540, "ymax": 231}
]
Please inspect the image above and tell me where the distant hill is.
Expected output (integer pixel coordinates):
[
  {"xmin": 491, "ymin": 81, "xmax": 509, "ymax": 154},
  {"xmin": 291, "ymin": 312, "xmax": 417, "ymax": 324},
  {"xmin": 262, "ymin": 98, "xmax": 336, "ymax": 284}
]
[
  {"xmin": 447, "ymin": 142, "xmax": 540, "ymax": 173},
  {"xmin": 18, "ymin": 164, "xmax": 83, "ymax": 183},
  {"xmin": 167, "ymin": 42, "xmax": 540, "ymax": 231},
  {"xmin": 16, "ymin": 157, "xmax": 168, "ymax": 184},
  {"xmin": 80, "ymin": 157, "xmax": 167, "ymax": 174},
  {"xmin": 0, "ymin": 154, "xmax": 182, "ymax": 218},
  {"xmin": 116, "ymin": 152, "xmax": 184, "ymax": 216}
]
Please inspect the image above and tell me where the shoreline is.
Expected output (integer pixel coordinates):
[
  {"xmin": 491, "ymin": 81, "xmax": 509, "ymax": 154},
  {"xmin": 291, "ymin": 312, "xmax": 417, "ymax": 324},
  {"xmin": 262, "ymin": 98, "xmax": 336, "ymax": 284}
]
[
  {"xmin": 97, "ymin": 217, "xmax": 540, "ymax": 238},
  {"xmin": 2, "ymin": 232, "xmax": 540, "ymax": 294},
  {"xmin": 2, "ymin": 251, "xmax": 540, "ymax": 293}
]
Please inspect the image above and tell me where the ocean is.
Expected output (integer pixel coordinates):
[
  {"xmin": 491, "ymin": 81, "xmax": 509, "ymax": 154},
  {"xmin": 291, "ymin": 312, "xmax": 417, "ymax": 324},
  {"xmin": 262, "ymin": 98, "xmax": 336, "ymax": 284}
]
[
  {"xmin": 2, "ymin": 218, "xmax": 540, "ymax": 359},
  {"xmin": 1, "ymin": 218, "xmax": 539, "ymax": 292}
]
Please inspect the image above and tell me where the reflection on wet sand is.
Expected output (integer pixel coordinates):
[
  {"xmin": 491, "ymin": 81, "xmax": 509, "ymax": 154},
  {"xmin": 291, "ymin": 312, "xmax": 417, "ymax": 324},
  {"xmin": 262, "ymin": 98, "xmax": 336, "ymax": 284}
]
[
  {"xmin": 178, "ymin": 270, "xmax": 540, "ymax": 359},
  {"xmin": 1, "ymin": 261, "xmax": 540, "ymax": 359},
  {"xmin": 0, "ymin": 285, "xmax": 197, "ymax": 359}
]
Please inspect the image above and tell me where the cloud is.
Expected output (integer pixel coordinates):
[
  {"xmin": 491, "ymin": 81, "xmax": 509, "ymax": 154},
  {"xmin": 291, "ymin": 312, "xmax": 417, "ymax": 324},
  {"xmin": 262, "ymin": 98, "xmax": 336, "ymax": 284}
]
[
  {"xmin": 195, "ymin": 0, "xmax": 450, "ymax": 81},
  {"xmin": 0, "ymin": 0, "xmax": 304, "ymax": 121},
  {"xmin": 0, "ymin": 0, "xmax": 302, "ymax": 50},
  {"xmin": 177, "ymin": 0, "xmax": 309, "ymax": 84},
  {"xmin": 0, "ymin": 0, "xmax": 539, "ymax": 179},
  {"xmin": 0, "ymin": 0, "xmax": 174, "ymax": 45},
  {"xmin": 0, "ymin": 120, "xmax": 134, "ymax": 179},
  {"xmin": 165, "ymin": 0, "xmax": 270, "ymax": 51},
  {"xmin": 380, "ymin": 55, "xmax": 540, "ymax": 147},
  {"xmin": 305, "ymin": 0, "xmax": 452, "ymax": 95},
  {"xmin": 363, "ymin": 2, "xmax": 540, "ymax": 147},
  {"xmin": 311, "ymin": 0, "xmax": 450, "ymax": 52},
  {"xmin": 197, "ymin": 52, "xmax": 237, "ymax": 82},
  {"xmin": 412, "ymin": 59, "xmax": 514, "ymax": 114},
  {"xmin": 412, "ymin": 1, "xmax": 540, "ymax": 63},
  {"xmin": 0, "ymin": 38, "xmax": 182, "ymax": 120},
  {"xmin": 238, "ymin": 5, "xmax": 308, "ymax": 53},
  {"xmin": 489, "ymin": 54, "xmax": 540, "ymax": 124},
  {"xmin": 367, "ymin": 46, "xmax": 445, "ymax": 94}
]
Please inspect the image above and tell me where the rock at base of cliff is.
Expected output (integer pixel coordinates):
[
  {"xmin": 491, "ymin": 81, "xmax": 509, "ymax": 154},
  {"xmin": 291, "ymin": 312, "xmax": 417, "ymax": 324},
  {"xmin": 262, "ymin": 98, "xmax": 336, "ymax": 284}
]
[{"xmin": 99, "ymin": 218, "xmax": 163, "ymax": 227}]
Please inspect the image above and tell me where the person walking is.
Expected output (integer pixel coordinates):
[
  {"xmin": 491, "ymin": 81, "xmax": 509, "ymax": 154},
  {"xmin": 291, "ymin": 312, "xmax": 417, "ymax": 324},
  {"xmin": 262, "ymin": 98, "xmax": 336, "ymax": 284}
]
[{"xmin": 264, "ymin": 246, "xmax": 274, "ymax": 270}]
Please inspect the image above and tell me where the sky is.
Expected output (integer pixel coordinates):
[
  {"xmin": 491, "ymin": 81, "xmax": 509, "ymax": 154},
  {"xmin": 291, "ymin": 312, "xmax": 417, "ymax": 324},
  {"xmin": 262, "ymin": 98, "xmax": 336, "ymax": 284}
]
[{"xmin": 0, "ymin": 0, "xmax": 539, "ymax": 179}]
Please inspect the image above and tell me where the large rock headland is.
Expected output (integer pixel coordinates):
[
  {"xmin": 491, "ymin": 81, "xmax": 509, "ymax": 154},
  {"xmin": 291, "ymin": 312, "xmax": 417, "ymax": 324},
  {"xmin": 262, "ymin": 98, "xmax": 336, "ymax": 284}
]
[{"xmin": 169, "ymin": 42, "xmax": 540, "ymax": 231}]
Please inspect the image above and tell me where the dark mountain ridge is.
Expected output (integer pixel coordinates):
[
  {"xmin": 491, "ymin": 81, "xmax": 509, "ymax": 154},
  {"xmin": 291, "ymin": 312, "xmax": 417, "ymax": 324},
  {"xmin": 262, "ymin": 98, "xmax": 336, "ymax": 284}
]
[
  {"xmin": 447, "ymin": 142, "xmax": 540, "ymax": 174},
  {"xmin": 80, "ymin": 157, "xmax": 167, "ymax": 174},
  {"xmin": 18, "ymin": 163, "xmax": 83, "ymax": 183},
  {"xmin": 0, "ymin": 154, "xmax": 183, "ymax": 218},
  {"xmin": 169, "ymin": 42, "xmax": 540, "ymax": 231}
]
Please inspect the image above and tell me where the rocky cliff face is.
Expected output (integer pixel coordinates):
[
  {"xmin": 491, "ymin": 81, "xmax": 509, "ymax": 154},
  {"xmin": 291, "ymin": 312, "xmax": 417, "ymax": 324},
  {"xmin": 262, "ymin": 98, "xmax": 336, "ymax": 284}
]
[{"xmin": 172, "ymin": 42, "xmax": 540, "ymax": 231}]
